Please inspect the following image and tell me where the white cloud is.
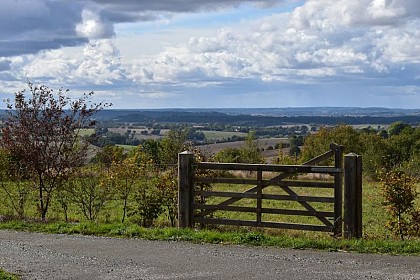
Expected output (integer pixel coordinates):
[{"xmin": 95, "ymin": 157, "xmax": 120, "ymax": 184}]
[
  {"xmin": 76, "ymin": 10, "xmax": 114, "ymax": 39},
  {"xmin": 1, "ymin": 0, "xmax": 419, "ymax": 108},
  {"xmin": 23, "ymin": 40, "xmax": 128, "ymax": 86}
]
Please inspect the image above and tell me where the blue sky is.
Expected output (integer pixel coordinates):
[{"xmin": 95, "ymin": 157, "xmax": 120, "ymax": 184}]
[{"xmin": 0, "ymin": 0, "xmax": 419, "ymax": 109}]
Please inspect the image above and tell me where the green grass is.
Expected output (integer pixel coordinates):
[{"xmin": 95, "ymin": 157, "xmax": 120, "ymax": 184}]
[
  {"xmin": 0, "ymin": 269, "xmax": 19, "ymax": 280},
  {"xmin": 0, "ymin": 220, "xmax": 419, "ymax": 255},
  {"xmin": 1, "ymin": 174, "xmax": 419, "ymax": 256}
]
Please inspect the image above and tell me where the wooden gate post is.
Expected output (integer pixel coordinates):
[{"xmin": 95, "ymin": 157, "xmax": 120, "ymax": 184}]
[
  {"xmin": 344, "ymin": 153, "xmax": 363, "ymax": 238},
  {"xmin": 332, "ymin": 143, "xmax": 344, "ymax": 237},
  {"xmin": 178, "ymin": 151, "xmax": 195, "ymax": 228}
]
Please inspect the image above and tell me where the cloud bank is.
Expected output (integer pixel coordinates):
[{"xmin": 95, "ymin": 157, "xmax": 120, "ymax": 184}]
[{"xmin": 0, "ymin": 0, "xmax": 419, "ymax": 108}]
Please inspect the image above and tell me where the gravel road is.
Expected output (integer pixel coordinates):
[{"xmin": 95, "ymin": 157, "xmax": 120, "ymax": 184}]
[{"xmin": 1, "ymin": 230, "xmax": 419, "ymax": 280}]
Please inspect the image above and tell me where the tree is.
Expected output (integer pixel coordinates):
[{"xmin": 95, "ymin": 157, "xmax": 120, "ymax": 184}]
[
  {"xmin": 106, "ymin": 146, "xmax": 150, "ymax": 223},
  {"xmin": 239, "ymin": 131, "xmax": 264, "ymax": 164},
  {"xmin": 2, "ymin": 82, "xmax": 110, "ymax": 220},
  {"xmin": 289, "ymin": 135, "xmax": 303, "ymax": 158},
  {"xmin": 214, "ymin": 132, "xmax": 263, "ymax": 164},
  {"xmin": 141, "ymin": 139, "xmax": 162, "ymax": 165},
  {"xmin": 160, "ymin": 128, "xmax": 189, "ymax": 165},
  {"xmin": 300, "ymin": 125, "xmax": 362, "ymax": 164},
  {"xmin": 388, "ymin": 121, "xmax": 411, "ymax": 137},
  {"xmin": 91, "ymin": 145, "xmax": 126, "ymax": 168},
  {"xmin": 66, "ymin": 164, "xmax": 113, "ymax": 222},
  {"xmin": 215, "ymin": 147, "xmax": 242, "ymax": 163},
  {"xmin": 155, "ymin": 169, "xmax": 178, "ymax": 226}
]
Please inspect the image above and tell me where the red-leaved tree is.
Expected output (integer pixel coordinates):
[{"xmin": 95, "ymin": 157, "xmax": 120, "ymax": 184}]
[{"xmin": 2, "ymin": 81, "xmax": 111, "ymax": 220}]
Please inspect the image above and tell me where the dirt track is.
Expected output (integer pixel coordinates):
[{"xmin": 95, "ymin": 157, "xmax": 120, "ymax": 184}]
[{"xmin": 1, "ymin": 230, "xmax": 419, "ymax": 280}]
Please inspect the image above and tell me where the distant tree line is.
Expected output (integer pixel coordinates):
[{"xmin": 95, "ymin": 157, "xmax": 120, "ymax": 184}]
[{"xmin": 98, "ymin": 110, "xmax": 420, "ymax": 127}]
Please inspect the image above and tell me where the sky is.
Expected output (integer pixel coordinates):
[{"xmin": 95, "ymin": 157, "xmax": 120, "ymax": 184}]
[{"xmin": 0, "ymin": 0, "xmax": 419, "ymax": 109}]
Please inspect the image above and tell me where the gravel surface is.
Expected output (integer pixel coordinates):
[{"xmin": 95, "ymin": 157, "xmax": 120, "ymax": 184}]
[{"xmin": 1, "ymin": 230, "xmax": 419, "ymax": 280}]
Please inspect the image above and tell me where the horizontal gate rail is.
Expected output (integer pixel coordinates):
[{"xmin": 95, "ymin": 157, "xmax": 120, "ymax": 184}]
[
  {"xmin": 196, "ymin": 177, "xmax": 335, "ymax": 188},
  {"xmin": 196, "ymin": 190, "xmax": 335, "ymax": 203},
  {"xmin": 197, "ymin": 162, "xmax": 341, "ymax": 174},
  {"xmin": 196, "ymin": 204, "xmax": 335, "ymax": 218}
]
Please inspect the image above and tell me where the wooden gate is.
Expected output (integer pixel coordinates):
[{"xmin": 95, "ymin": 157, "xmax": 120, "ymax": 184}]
[{"xmin": 178, "ymin": 143, "xmax": 362, "ymax": 238}]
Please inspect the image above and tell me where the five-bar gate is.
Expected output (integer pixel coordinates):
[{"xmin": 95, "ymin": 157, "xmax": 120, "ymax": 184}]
[{"xmin": 178, "ymin": 143, "xmax": 362, "ymax": 238}]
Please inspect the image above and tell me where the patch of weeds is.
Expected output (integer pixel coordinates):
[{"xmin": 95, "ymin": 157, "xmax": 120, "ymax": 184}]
[
  {"xmin": 0, "ymin": 269, "xmax": 19, "ymax": 280},
  {"xmin": 238, "ymin": 232, "xmax": 267, "ymax": 245}
]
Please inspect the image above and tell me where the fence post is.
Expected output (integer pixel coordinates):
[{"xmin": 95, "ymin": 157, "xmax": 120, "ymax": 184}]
[
  {"xmin": 344, "ymin": 153, "xmax": 363, "ymax": 238},
  {"xmin": 332, "ymin": 143, "xmax": 344, "ymax": 237},
  {"xmin": 178, "ymin": 151, "xmax": 195, "ymax": 228}
]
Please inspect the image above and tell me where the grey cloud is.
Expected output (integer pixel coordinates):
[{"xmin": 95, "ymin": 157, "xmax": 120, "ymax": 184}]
[
  {"xmin": 0, "ymin": 0, "xmax": 281, "ymax": 57},
  {"xmin": 0, "ymin": 0, "xmax": 85, "ymax": 56},
  {"xmin": 90, "ymin": 0, "xmax": 281, "ymax": 13},
  {"xmin": 0, "ymin": 38, "xmax": 88, "ymax": 57}
]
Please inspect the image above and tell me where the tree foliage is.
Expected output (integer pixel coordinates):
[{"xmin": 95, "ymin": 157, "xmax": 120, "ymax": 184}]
[
  {"xmin": 66, "ymin": 164, "xmax": 113, "ymax": 222},
  {"xmin": 0, "ymin": 148, "xmax": 32, "ymax": 218},
  {"xmin": 1, "ymin": 82, "xmax": 110, "ymax": 220},
  {"xmin": 160, "ymin": 128, "xmax": 189, "ymax": 165},
  {"xmin": 381, "ymin": 170, "xmax": 419, "ymax": 240},
  {"xmin": 106, "ymin": 146, "xmax": 151, "ymax": 223},
  {"xmin": 215, "ymin": 131, "xmax": 263, "ymax": 164}
]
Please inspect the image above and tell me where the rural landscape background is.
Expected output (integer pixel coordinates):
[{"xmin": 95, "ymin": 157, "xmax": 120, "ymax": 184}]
[{"xmin": 1, "ymin": 96, "xmax": 419, "ymax": 243}]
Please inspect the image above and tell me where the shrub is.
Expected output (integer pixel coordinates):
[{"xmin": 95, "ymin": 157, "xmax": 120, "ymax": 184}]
[{"xmin": 381, "ymin": 170, "xmax": 419, "ymax": 240}]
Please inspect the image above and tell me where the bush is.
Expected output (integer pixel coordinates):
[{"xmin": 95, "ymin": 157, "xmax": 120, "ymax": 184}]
[
  {"xmin": 129, "ymin": 177, "xmax": 164, "ymax": 227},
  {"xmin": 381, "ymin": 170, "xmax": 419, "ymax": 240}
]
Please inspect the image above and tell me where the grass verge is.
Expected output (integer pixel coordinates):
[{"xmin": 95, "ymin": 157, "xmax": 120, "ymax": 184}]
[
  {"xmin": 0, "ymin": 269, "xmax": 19, "ymax": 280},
  {"xmin": 1, "ymin": 221, "xmax": 419, "ymax": 256}
]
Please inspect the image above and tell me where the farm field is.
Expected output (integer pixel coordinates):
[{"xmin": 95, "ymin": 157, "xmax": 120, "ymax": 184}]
[
  {"xmin": 197, "ymin": 137, "xmax": 288, "ymax": 155},
  {"xmin": 202, "ymin": 131, "xmax": 247, "ymax": 141}
]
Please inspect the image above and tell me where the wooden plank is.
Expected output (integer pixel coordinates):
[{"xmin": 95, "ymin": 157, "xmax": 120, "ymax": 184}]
[
  {"xmin": 195, "ymin": 177, "xmax": 335, "ymax": 188},
  {"xmin": 196, "ymin": 204, "xmax": 257, "ymax": 213},
  {"xmin": 197, "ymin": 191, "xmax": 333, "ymax": 203},
  {"xmin": 262, "ymin": 194, "xmax": 335, "ymax": 203},
  {"xmin": 257, "ymin": 169, "xmax": 262, "ymax": 226},
  {"xmin": 196, "ymin": 190, "xmax": 257, "ymax": 199},
  {"xmin": 271, "ymin": 180, "xmax": 335, "ymax": 189},
  {"xmin": 196, "ymin": 204, "xmax": 334, "ymax": 218},
  {"xmin": 197, "ymin": 162, "xmax": 341, "ymax": 174},
  {"xmin": 334, "ymin": 144, "xmax": 344, "ymax": 237},
  {"xmin": 195, "ymin": 177, "xmax": 259, "ymax": 185},
  {"xmin": 344, "ymin": 153, "xmax": 363, "ymax": 239},
  {"xmin": 194, "ymin": 217, "xmax": 334, "ymax": 232},
  {"xmin": 178, "ymin": 152, "xmax": 195, "ymax": 228}
]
